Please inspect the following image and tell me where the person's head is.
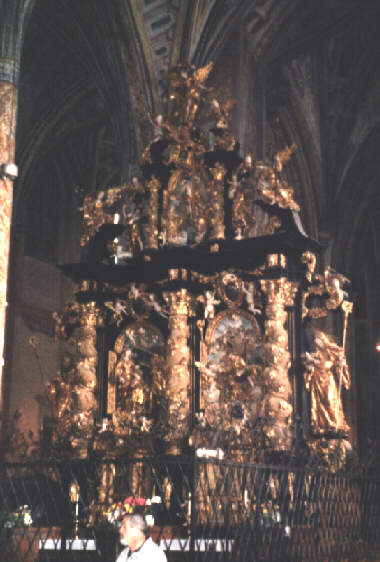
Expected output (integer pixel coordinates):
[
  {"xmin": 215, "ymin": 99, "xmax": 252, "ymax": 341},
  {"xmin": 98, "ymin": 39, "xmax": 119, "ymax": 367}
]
[{"xmin": 119, "ymin": 513, "xmax": 149, "ymax": 550}]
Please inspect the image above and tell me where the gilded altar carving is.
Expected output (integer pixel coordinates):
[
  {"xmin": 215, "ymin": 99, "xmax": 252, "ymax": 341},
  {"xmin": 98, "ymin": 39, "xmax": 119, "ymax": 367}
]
[
  {"xmin": 304, "ymin": 330, "xmax": 351, "ymax": 436},
  {"xmin": 79, "ymin": 63, "xmax": 302, "ymax": 261},
  {"xmin": 103, "ymin": 284, "xmax": 168, "ymax": 327},
  {"xmin": 307, "ymin": 438, "xmax": 351, "ymax": 472},
  {"xmin": 302, "ymin": 265, "xmax": 350, "ymax": 319},
  {"xmin": 216, "ymin": 272, "xmax": 244, "ymax": 308},
  {"xmin": 46, "ymin": 62, "xmax": 356, "ymax": 476},
  {"xmin": 80, "ymin": 185, "xmax": 125, "ymax": 247},
  {"xmin": 267, "ymin": 253, "xmax": 287, "ymax": 269}
]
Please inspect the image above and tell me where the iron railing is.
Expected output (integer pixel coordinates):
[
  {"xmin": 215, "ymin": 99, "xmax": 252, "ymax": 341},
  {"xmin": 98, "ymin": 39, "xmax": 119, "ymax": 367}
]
[{"xmin": 0, "ymin": 456, "xmax": 379, "ymax": 561}]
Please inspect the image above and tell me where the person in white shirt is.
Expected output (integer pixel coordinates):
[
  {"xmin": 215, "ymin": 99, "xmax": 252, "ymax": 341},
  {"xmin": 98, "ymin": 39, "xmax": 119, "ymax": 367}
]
[{"xmin": 115, "ymin": 513, "xmax": 167, "ymax": 561}]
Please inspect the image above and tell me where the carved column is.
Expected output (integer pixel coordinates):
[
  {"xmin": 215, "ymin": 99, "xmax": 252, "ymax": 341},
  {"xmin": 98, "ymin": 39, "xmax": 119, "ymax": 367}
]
[
  {"xmin": 165, "ymin": 288, "xmax": 191, "ymax": 454},
  {"xmin": 260, "ymin": 277, "xmax": 298, "ymax": 451}
]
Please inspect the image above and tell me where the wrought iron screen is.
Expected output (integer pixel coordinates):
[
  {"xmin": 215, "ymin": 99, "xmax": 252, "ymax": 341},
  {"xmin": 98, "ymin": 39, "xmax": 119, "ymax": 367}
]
[{"xmin": 0, "ymin": 457, "xmax": 379, "ymax": 561}]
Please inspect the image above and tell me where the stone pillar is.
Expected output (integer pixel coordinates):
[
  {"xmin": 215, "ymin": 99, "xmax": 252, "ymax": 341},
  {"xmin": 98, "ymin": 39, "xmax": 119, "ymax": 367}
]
[
  {"xmin": 0, "ymin": 81, "xmax": 17, "ymax": 392},
  {"xmin": 0, "ymin": 1, "xmax": 25, "ymax": 409},
  {"xmin": 165, "ymin": 288, "xmax": 191, "ymax": 454}
]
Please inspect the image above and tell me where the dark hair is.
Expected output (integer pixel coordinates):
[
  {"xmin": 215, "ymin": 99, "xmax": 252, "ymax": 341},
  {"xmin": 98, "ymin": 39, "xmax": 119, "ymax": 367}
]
[{"xmin": 123, "ymin": 513, "xmax": 149, "ymax": 537}]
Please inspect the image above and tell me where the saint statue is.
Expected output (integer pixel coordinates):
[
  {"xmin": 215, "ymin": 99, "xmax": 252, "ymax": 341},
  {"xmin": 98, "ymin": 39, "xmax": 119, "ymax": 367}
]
[
  {"xmin": 115, "ymin": 348, "xmax": 145, "ymax": 411},
  {"xmin": 304, "ymin": 330, "xmax": 351, "ymax": 436}
]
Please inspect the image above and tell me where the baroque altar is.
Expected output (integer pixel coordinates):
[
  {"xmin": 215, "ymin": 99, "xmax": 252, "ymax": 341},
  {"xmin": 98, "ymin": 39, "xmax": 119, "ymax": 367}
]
[{"xmin": 49, "ymin": 63, "xmax": 353, "ymax": 470}]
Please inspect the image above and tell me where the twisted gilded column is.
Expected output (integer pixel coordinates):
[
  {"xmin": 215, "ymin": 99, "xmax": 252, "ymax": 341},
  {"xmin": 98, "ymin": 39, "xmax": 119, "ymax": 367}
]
[
  {"xmin": 164, "ymin": 288, "xmax": 191, "ymax": 454},
  {"xmin": 48, "ymin": 302, "xmax": 98, "ymax": 458},
  {"xmin": 260, "ymin": 277, "xmax": 298, "ymax": 450}
]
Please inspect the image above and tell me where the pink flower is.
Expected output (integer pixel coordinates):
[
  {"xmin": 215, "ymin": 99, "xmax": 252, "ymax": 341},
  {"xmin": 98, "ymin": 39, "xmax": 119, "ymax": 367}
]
[
  {"xmin": 123, "ymin": 496, "xmax": 146, "ymax": 507},
  {"xmin": 135, "ymin": 497, "xmax": 146, "ymax": 507},
  {"xmin": 124, "ymin": 496, "xmax": 136, "ymax": 506}
]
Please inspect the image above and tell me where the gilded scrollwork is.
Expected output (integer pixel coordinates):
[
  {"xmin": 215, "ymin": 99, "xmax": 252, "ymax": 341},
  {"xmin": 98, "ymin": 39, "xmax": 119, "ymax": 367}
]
[
  {"xmin": 301, "ymin": 251, "xmax": 317, "ymax": 282},
  {"xmin": 267, "ymin": 253, "xmax": 287, "ymax": 269},
  {"xmin": 80, "ymin": 185, "xmax": 125, "ymax": 247},
  {"xmin": 302, "ymin": 265, "xmax": 350, "ymax": 319},
  {"xmin": 255, "ymin": 146, "xmax": 299, "ymax": 212},
  {"xmin": 103, "ymin": 284, "xmax": 169, "ymax": 328},
  {"xmin": 77, "ymin": 62, "xmax": 304, "ymax": 262},
  {"xmin": 216, "ymin": 272, "xmax": 244, "ymax": 308},
  {"xmin": 307, "ymin": 438, "xmax": 352, "ymax": 472}
]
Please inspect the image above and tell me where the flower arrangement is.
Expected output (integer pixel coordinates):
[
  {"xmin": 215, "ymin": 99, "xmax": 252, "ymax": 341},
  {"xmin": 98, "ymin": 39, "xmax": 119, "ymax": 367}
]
[
  {"xmin": 104, "ymin": 495, "xmax": 163, "ymax": 527},
  {"xmin": 0, "ymin": 505, "xmax": 33, "ymax": 528}
]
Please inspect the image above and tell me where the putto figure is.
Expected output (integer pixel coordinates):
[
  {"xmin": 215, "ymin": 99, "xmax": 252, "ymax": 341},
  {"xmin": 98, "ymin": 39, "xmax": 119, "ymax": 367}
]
[{"xmin": 304, "ymin": 330, "xmax": 351, "ymax": 436}]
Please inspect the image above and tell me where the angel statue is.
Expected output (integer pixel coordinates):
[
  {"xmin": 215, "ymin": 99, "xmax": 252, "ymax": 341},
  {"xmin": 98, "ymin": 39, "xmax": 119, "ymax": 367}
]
[
  {"xmin": 169, "ymin": 62, "xmax": 213, "ymax": 125},
  {"xmin": 304, "ymin": 330, "xmax": 351, "ymax": 436}
]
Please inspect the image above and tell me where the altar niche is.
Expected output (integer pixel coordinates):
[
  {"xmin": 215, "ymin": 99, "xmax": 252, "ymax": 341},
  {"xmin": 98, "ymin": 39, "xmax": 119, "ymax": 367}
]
[
  {"xmin": 108, "ymin": 321, "xmax": 166, "ymax": 440},
  {"xmin": 194, "ymin": 272, "xmax": 296, "ymax": 463}
]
